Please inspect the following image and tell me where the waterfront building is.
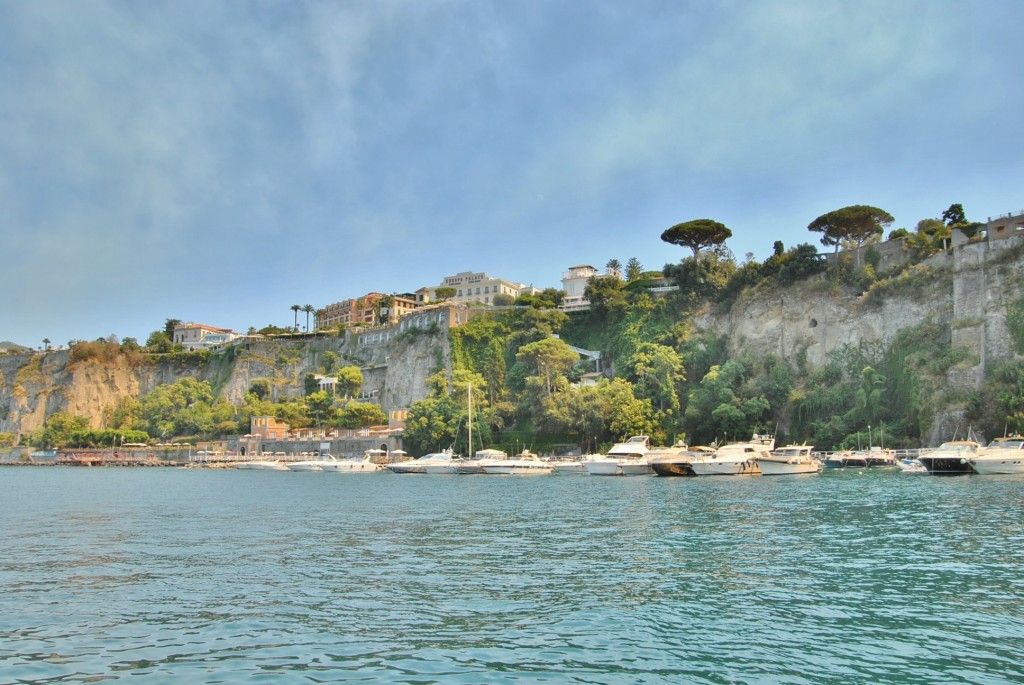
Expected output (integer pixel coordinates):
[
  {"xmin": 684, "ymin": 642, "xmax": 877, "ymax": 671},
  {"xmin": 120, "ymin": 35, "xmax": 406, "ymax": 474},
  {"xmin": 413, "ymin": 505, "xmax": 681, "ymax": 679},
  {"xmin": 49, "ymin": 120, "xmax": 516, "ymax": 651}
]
[
  {"xmin": 250, "ymin": 416, "xmax": 290, "ymax": 441},
  {"xmin": 172, "ymin": 322, "xmax": 240, "ymax": 350},
  {"xmin": 416, "ymin": 271, "xmax": 540, "ymax": 306}
]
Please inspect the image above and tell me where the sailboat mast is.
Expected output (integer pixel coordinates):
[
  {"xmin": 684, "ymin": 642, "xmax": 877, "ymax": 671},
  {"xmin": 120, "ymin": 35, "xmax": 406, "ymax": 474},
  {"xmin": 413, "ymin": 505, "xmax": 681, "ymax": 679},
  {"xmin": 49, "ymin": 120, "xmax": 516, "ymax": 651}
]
[{"xmin": 468, "ymin": 383, "xmax": 473, "ymax": 458}]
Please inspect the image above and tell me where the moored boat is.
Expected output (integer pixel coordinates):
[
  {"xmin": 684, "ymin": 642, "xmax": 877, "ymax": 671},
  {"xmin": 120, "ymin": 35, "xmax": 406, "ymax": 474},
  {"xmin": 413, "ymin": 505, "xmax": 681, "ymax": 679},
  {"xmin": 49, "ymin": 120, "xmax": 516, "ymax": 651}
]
[
  {"xmin": 586, "ymin": 436, "xmax": 651, "ymax": 476},
  {"xmin": 453, "ymin": 448, "xmax": 507, "ymax": 474},
  {"xmin": 321, "ymin": 454, "xmax": 383, "ymax": 472},
  {"xmin": 650, "ymin": 445, "xmax": 715, "ymax": 477},
  {"xmin": 388, "ymin": 450, "xmax": 456, "ymax": 474},
  {"xmin": 480, "ymin": 450, "xmax": 553, "ymax": 475},
  {"xmin": 756, "ymin": 444, "xmax": 822, "ymax": 476},
  {"xmin": 690, "ymin": 434, "xmax": 774, "ymax": 476},
  {"xmin": 967, "ymin": 435, "xmax": 1024, "ymax": 475},
  {"xmin": 917, "ymin": 440, "xmax": 980, "ymax": 475}
]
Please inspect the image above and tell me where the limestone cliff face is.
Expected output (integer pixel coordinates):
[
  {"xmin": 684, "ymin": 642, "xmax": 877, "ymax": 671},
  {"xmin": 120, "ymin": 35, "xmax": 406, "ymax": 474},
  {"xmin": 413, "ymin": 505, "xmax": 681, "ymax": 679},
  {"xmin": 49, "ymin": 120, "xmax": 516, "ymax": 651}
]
[
  {"xmin": 695, "ymin": 235, "xmax": 1021, "ymax": 375},
  {"xmin": 0, "ymin": 328, "xmax": 449, "ymax": 439}
]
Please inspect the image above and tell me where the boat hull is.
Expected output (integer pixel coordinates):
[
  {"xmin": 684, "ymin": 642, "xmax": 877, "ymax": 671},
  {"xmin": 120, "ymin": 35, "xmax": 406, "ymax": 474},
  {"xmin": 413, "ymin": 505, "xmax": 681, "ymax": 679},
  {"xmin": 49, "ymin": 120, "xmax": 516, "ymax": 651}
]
[
  {"xmin": 966, "ymin": 458, "xmax": 1024, "ymax": 475},
  {"xmin": 586, "ymin": 460, "xmax": 624, "ymax": 476},
  {"xmin": 651, "ymin": 461, "xmax": 696, "ymax": 477},
  {"xmin": 690, "ymin": 459, "xmax": 761, "ymax": 476},
  {"xmin": 756, "ymin": 459, "xmax": 822, "ymax": 476},
  {"xmin": 918, "ymin": 456, "xmax": 974, "ymax": 475}
]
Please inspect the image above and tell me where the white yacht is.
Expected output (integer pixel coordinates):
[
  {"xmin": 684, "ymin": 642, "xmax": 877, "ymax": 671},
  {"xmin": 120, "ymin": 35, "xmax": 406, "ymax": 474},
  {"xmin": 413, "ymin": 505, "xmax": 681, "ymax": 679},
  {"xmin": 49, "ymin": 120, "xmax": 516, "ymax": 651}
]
[
  {"xmin": 321, "ymin": 454, "xmax": 383, "ymax": 473},
  {"xmin": 450, "ymin": 448, "xmax": 506, "ymax": 474},
  {"xmin": 422, "ymin": 451, "xmax": 461, "ymax": 474},
  {"xmin": 586, "ymin": 436, "xmax": 652, "ymax": 476},
  {"xmin": 967, "ymin": 436, "xmax": 1024, "ymax": 475},
  {"xmin": 388, "ymin": 450, "xmax": 455, "ymax": 474},
  {"xmin": 480, "ymin": 450, "xmax": 553, "ymax": 475},
  {"xmin": 234, "ymin": 456, "xmax": 289, "ymax": 471},
  {"xmin": 287, "ymin": 453, "xmax": 340, "ymax": 472},
  {"xmin": 690, "ymin": 434, "xmax": 774, "ymax": 476},
  {"xmin": 756, "ymin": 444, "xmax": 822, "ymax": 476},
  {"xmin": 549, "ymin": 454, "xmax": 600, "ymax": 475}
]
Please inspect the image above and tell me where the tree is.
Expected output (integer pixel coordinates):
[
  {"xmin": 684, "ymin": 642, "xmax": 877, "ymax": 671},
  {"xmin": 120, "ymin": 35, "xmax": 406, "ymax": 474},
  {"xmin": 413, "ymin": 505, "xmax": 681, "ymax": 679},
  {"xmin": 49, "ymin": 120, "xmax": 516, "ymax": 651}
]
[
  {"xmin": 435, "ymin": 286, "xmax": 457, "ymax": 302},
  {"xmin": 942, "ymin": 203, "xmax": 967, "ymax": 227},
  {"xmin": 42, "ymin": 338, "xmax": 51, "ymax": 351},
  {"xmin": 606, "ymin": 258, "xmax": 622, "ymax": 276},
  {"xmin": 163, "ymin": 319, "xmax": 181, "ymax": 339},
  {"xmin": 302, "ymin": 304, "xmax": 314, "ymax": 334},
  {"xmin": 807, "ymin": 205, "xmax": 894, "ymax": 255},
  {"xmin": 625, "ymin": 257, "xmax": 643, "ymax": 282},
  {"xmin": 661, "ymin": 219, "xmax": 733, "ymax": 259},
  {"xmin": 335, "ymin": 366, "xmax": 363, "ymax": 399},
  {"xmin": 146, "ymin": 330, "xmax": 173, "ymax": 353},
  {"xmin": 291, "ymin": 304, "xmax": 301, "ymax": 331},
  {"xmin": 515, "ymin": 337, "xmax": 580, "ymax": 396}
]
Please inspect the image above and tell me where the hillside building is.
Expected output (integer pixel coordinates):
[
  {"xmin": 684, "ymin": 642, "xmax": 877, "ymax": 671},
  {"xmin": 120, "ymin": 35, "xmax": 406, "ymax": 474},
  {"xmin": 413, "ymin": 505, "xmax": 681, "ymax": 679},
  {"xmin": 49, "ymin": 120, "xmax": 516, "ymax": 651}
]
[
  {"xmin": 558, "ymin": 264, "xmax": 623, "ymax": 312},
  {"xmin": 416, "ymin": 271, "xmax": 540, "ymax": 306},
  {"xmin": 172, "ymin": 322, "xmax": 240, "ymax": 350}
]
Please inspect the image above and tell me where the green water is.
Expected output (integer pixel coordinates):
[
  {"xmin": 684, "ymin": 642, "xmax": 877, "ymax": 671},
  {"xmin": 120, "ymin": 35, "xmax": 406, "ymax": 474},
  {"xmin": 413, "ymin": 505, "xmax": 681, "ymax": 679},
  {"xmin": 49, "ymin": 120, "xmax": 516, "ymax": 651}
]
[{"xmin": 1, "ymin": 468, "xmax": 1022, "ymax": 683}]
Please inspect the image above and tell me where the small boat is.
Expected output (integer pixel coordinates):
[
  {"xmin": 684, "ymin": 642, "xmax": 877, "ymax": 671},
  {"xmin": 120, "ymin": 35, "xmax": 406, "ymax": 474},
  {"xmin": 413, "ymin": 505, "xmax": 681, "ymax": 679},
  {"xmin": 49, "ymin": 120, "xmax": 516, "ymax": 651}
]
[
  {"xmin": 822, "ymin": 451, "xmax": 851, "ymax": 469},
  {"xmin": 898, "ymin": 458, "xmax": 927, "ymax": 473},
  {"xmin": 586, "ymin": 436, "xmax": 652, "ymax": 476},
  {"xmin": 650, "ymin": 445, "xmax": 715, "ymax": 477},
  {"xmin": 756, "ymin": 444, "xmax": 822, "ymax": 476},
  {"xmin": 480, "ymin": 450, "xmax": 553, "ymax": 475},
  {"xmin": 321, "ymin": 454, "xmax": 383, "ymax": 473},
  {"xmin": 690, "ymin": 434, "xmax": 774, "ymax": 476},
  {"xmin": 549, "ymin": 454, "xmax": 599, "ymax": 475},
  {"xmin": 422, "ymin": 451, "xmax": 462, "ymax": 474},
  {"xmin": 234, "ymin": 459, "xmax": 289, "ymax": 471},
  {"xmin": 917, "ymin": 440, "xmax": 981, "ymax": 475},
  {"xmin": 388, "ymin": 450, "xmax": 456, "ymax": 474},
  {"xmin": 287, "ymin": 453, "xmax": 340, "ymax": 472},
  {"xmin": 967, "ymin": 435, "xmax": 1024, "ymax": 475},
  {"xmin": 451, "ymin": 448, "xmax": 507, "ymax": 474},
  {"xmin": 843, "ymin": 451, "xmax": 871, "ymax": 468}
]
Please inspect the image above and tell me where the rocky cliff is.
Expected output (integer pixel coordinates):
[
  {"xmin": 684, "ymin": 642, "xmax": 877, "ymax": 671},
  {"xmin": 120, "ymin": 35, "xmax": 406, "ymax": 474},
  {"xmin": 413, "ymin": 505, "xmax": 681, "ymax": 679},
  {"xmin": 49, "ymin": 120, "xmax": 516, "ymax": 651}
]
[
  {"xmin": 0, "ymin": 327, "xmax": 449, "ymax": 439},
  {"xmin": 2, "ymin": 234, "xmax": 1021, "ymax": 442}
]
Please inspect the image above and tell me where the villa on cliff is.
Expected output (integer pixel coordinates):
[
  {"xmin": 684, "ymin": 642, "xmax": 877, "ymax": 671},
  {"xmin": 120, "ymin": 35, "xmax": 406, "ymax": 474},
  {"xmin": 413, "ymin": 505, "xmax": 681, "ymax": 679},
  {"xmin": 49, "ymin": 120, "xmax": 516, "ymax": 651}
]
[{"xmin": 172, "ymin": 322, "xmax": 241, "ymax": 350}]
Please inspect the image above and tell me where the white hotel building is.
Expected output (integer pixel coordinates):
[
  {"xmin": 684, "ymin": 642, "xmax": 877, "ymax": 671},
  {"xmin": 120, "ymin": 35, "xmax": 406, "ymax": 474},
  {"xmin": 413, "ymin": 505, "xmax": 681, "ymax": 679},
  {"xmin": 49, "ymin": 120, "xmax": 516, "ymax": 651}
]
[{"xmin": 416, "ymin": 271, "xmax": 540, "ymax": 306}]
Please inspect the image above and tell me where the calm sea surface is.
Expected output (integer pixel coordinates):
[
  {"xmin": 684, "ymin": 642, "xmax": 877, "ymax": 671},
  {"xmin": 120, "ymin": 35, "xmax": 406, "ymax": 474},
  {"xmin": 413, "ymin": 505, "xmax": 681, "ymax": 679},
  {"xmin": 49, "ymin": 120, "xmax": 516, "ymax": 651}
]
[{"xmin": 1, "ymin": 467, "xmax": 1022, "ymax": 684}]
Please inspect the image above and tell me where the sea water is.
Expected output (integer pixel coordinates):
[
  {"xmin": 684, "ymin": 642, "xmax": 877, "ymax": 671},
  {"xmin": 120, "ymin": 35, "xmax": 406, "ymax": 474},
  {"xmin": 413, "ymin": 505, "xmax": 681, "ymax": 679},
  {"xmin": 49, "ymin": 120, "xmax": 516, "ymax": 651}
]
[{"xmin": 1, "ymin": 467, "xmax": 1022, "ymax": 684}]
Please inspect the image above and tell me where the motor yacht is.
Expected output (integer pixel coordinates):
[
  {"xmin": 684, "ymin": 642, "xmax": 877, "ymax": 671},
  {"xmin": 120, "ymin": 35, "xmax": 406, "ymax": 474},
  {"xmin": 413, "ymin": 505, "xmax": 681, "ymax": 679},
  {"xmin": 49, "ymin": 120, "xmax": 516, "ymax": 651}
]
[
  {"xmin": 650, "ymin": 445, "xmax": 715, "ymax": 477},
  {"xmin": 287, "ymin": 453, "xmax": 340, "ymax": 472},
  {"xmin": 480, "ymin": 450, "xmax": 553, "ymax": 475},
  {"xmin": 586, "ymin": 436, "xmax": 652, "ymax": 476},
  {"xmin": 321, "ymin": 454, "xmax": 383, "ymax": 473},
  {"xmin": 917, "ymin": 440, "xmax": 981, "ymax": 475},
  {"xmin": 452, "ymin": 448, "xmax": 507, "ymax": 474},
  {"xmin": 967, "ymin": 435, "xmax": 1024, "ymax": 475},
  {"xmin": 756, "ymin": 444, "xmax": 822, "ymax": 475},
  {"xmin": 690, "ymin": 434, "xmax": 774, "ymax": 476},
  {"xmin": 388, "ymin": 450, "xmax": 456, "ymax": 474}
]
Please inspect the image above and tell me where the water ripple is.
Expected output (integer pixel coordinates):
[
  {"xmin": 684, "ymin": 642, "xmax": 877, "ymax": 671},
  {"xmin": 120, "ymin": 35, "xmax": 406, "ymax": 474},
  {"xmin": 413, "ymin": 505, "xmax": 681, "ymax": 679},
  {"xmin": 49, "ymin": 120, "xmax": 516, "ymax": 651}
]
[{"xmin": 2, "ymin": 468, "xmax": 1023, "ymax": 683}]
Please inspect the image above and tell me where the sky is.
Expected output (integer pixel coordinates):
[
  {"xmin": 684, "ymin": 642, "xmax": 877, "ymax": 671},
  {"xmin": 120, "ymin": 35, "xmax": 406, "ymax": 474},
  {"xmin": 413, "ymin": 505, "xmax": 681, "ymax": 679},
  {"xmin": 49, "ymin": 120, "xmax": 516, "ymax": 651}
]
[{"xmin": 2, "ymin": 0, "xmax": 1023, "ymax": 349}]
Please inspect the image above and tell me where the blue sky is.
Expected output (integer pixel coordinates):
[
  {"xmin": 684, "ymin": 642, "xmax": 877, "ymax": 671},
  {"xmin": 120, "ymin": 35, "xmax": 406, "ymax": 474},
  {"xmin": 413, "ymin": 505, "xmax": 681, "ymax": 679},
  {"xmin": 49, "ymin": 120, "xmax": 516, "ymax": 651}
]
[{"xmin": 3, "ymin": 0, "xmax": 1022, "ymax": 348}]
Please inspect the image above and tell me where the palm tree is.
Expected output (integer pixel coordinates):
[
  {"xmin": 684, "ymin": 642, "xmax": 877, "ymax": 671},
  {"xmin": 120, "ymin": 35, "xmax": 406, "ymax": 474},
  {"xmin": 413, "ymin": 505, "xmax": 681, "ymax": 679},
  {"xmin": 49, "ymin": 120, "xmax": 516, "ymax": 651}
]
[
  {"xmin": 42, "ymin": 338, "xmax": 51, "ymax": 351},
  {"xmin": 303, "ymin": 304, "xmax": 314, "ymax": 334},
  {"xmin": 314, "ymin": 308, "xmax": 326, "ymax": 332},
  {"xmin": 291, "ymin": 304, "xmax": 301, "ymax": 332}
]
